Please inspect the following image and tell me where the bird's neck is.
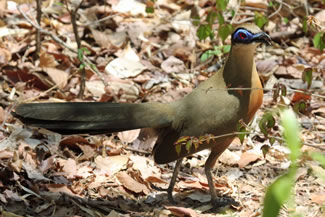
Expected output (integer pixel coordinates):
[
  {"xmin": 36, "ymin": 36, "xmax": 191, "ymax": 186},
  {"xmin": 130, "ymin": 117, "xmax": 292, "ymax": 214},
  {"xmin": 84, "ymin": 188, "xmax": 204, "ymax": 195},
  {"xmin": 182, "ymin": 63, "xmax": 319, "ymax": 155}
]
[{"xmin": 223, "ymin": 45, "xmax": 257, "ymax": 86}]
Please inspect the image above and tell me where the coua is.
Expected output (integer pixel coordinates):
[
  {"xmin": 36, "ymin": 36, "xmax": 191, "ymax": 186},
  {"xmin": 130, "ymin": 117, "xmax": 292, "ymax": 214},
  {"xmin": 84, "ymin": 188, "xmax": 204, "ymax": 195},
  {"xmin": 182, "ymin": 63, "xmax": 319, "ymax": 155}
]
[{"xmin": 13, "ymin": 23, "xmax": 271, "ymax": 207}]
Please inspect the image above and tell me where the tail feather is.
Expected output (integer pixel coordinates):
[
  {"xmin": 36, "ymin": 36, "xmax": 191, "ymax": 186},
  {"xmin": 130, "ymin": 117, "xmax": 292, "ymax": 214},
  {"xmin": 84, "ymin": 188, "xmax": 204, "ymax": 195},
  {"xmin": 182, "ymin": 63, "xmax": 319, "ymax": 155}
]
[{"xmin": 13, "ymin": 102, "xmax": 173, "ymax": 134}]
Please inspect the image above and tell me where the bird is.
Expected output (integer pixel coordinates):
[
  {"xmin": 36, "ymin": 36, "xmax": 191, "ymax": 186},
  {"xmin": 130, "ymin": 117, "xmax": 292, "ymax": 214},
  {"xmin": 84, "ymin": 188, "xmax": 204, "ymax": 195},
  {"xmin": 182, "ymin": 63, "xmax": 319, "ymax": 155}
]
[{"xmin": 13, "ymin": 23, "xmax": 271, "ymax": 207}]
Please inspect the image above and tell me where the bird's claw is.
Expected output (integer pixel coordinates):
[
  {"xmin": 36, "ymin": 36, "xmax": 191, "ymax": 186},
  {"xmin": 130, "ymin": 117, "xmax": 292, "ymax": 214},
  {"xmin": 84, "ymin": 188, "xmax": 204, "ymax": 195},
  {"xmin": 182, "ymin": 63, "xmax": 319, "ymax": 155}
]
[{"xmin": 211, "ymin": 196, "xmax": 240, "ymax": 209}]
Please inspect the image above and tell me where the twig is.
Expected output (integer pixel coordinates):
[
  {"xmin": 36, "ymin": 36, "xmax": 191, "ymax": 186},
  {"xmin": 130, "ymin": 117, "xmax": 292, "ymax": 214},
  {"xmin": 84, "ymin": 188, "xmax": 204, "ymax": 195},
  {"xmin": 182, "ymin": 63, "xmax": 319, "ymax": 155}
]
[
  {"xmin": 233, "ymin": 17, "xmax": 254, "ymax": 25},
  {"xmin": 17, "ymin": 4, "xmax": 108, "ymax": 88},
  {"xmin": 81, "ymin": 14, "xmax": 119, "ymax": 27},
  {"xmin": 125, "ymin": 147, "xmax": 151, "ymax": 155},
  {"xmin": 64, "ymin": 0, "xmax": 86, "ymax": 98},
  {"xmin": 230, "ymin": 0, "xmax": 240, "ymax": 25},
  {"xmin": 268, "ymin": 0, "xmax": 283, "ymax": 19},
  {"xmin": 35, "ymin": 0, "xmax": 42, "ymax": 56},
  {"xmin": 17, "ymin": 5, "xmax": 76, "ymax": 53},
  {"xmin": 239, "ymin": 6, "xmax": 268, "ymax": 12},
  {"xmin": 198, "ymin": 87, "xmax": 325, "ymax": 99},
  {"xmin": 189, "ymin": 129, "xmax": 325, "ymax": 151}
]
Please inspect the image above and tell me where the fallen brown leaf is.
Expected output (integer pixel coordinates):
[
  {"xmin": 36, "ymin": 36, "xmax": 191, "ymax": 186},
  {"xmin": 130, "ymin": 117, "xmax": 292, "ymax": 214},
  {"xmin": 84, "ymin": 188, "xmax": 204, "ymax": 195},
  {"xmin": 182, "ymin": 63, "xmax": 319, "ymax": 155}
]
[
  {"xmin": 116, "ymin": 171, "xmax": 149, "ymax": 194},
  {"xmin": 165, "ymin": 206, "xmax": 197, "ymax": 217},
  {"xmin": 238, "ymin": 152, "xmax": 260, "ymax": 168}
]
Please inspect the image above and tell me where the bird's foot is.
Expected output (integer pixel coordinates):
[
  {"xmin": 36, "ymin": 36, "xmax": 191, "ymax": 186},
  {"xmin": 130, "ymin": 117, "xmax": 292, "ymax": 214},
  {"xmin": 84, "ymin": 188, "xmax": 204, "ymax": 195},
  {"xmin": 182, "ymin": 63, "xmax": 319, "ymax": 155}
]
[
  {"xmin": 167, "ymin": 187, "xmax": 176, "ymax": 204},
  {"xmin": 150, "ymin": 183, "xmax": 167, "ymax": 191},
  {"xmin": 211, "ymin": 196, "xmax": 240, "ymax": 209},
  {"xmin": 150, "ymin": 183, "xmax": 176, "ymax": 204}
]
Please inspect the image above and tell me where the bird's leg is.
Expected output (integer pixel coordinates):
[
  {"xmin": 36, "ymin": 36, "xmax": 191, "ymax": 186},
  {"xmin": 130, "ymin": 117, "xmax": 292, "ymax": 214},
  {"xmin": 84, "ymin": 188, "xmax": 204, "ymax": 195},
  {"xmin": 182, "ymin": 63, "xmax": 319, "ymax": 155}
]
[
  {"xmin": 204, "ymin": 150, "xmax": 220, "ymax": 207},
  {"xmin": 205, "ymin": 148, "xmax": 240, "ymax": 208},
  {"xmin": 167, "ymin": 158, "xmax": 183, "ymax": 204}
]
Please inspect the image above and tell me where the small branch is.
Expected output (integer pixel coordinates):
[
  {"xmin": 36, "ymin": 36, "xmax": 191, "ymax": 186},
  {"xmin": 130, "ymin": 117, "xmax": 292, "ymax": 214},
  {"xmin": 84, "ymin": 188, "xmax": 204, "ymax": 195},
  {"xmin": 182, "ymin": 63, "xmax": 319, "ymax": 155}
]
[
  {"xmin": 35, "ymin": 0, "xmax": 42, "ymax": 56},
  {"xmin": 67, "ymin": 0, "xmax": 86, "ymax": 98},
  {"xmin": 17, "ymin": 4, "xmax": 108, "ymax": 88},
  {"xmin": 198, "ymin": 87, "xmax": 325, "ymax": 100},
  {"xmin": 183, "ymin": 129, "xmax": 325, "ymax": 152},
  {"xmin": 230, "ymin": 0, "xmax": 240, "ymax": 25},
  {"xmin": 268, "ymin": 0, "xmax": 283, "ymax": 19},
  {"xmin": 81, "ymin": 14, "xmax": 118, "ymax": 27}
]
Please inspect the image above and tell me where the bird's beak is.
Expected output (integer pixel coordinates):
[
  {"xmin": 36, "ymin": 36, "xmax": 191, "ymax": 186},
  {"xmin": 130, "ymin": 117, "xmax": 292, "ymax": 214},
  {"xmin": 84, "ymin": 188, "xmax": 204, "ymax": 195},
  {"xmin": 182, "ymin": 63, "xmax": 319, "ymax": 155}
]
[{"xmin": 252, "ymin": 32, "xmax": 272, "ymax": 45}]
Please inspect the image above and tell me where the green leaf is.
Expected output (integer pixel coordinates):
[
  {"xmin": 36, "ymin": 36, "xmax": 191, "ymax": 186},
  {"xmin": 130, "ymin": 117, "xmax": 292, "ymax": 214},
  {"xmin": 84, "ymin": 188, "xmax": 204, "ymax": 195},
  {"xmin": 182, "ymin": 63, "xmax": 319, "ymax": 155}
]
[
  {"xmin": 311, "ymin": 152, "xmax": 325, "ymax": 167},
  {"xmin": 217, "ymin": 12, "xmax": 224, "ymax": 25},
  {"xmin": 55, "ymin": 1, "xmax": 63, "ymax": 6},
  {"xmin": 269, "ymin": 137, "xmax": 276, "ymax": 145},
  {"xmin": 200, "ymin": 51, "xmax": 211, "ymax": 62},
  {"xmin": 236, "ymin": 121, "xmax": 247, "ymax": 144},
  {"xmin": 186, "ymin": 140, "xmax": 192, "ymax": 153},
  {"xmin": 302, "ymin": 17, "xmax": 308, "ymax": 33},
  {"xmin": 259, "ymin": 112, "xmax": 276, "ymax": 136},
  {"xmin": 216, "ymin": 0, "xmax": 228, "ymax": 11},
  {"xmin": 197, "ymin": 24, "xmax": 213, "ymax": 41},
  {"xmin": 206, "ymin": 11, "xmax": 217, "ymax": 25},
  {"xmin": 192, "ymin": 15, "xmax": 200, "ymax": 26},
  {"xmin": 293, "ymin": 101, "xmax": 307, "ymax": 114},
  {"xmin": 78, "ymin": 49, "xmax": 84, "ymax": 61},
  {"xmin": 90, "ymin": 64, "xmax": 97, "ymax": 70},
  {"xmin": 272, "ymin": 83, "xmax": 287, "ymax": 101},
  {"xmin": 78, "ymin": 47, "xmax": 90, "ymax": 62},
  {"xmin": 175, "ymin": 144, "xmax": 181, "ymax": 156},
  {"xmin": 231, "ymin": 9, "xmax": 235, "ymax": 17},
  {"xmin": 218, "ymin": 24, "xmax": 232, "ymax": 42},
  {"xmin": 254, "ymin": 12, "xmax": 268, "ymax": 28},
  {"xmin": 302, "ymin": 68, "xmax": 313, "ymax": 89},
  {"xmin": 263, "ymin": 109, "xmax": 302, "ymax": 217},
  {"xmin": 145, "ymin": 0, "xmax": 155, "ymax": 13},
  {"xmin": 211, "ymin": 47, "xmax": 222, "ymax": 55},
  {"xmin": 145, "ymin": 6, "xmax": 154, "ymax": 13},
  {"xmin": 79, "ymin": 63, "xmax": 85, "ymax": 70},
  {"xmin": 313, "ymin": 32, "xmax": 325, "ymax": 52},
  {"xmin": 261, "ymin": 145, "xmax": 270, "ymax": 158},
  {"xmin": 200, "ymin": 46, "xmax": 224, "ymax": 62},
  {"xmin": 283, "ymin": 17, "xmax": 289, "ymax": 24},
  {"xmin": 223, "ymin": 45, "xmax": 231, "ymax": 53},
  {"xmin": 280, "ymin": 109, "xmax": 301, "ymax": 163},
  {"xmin": 263, "ymin": 174, "xmax": 293, "ymax": 217},
  {"xmin": 268, "ymin": 1, "xmax": 273, "ymax": 7}
]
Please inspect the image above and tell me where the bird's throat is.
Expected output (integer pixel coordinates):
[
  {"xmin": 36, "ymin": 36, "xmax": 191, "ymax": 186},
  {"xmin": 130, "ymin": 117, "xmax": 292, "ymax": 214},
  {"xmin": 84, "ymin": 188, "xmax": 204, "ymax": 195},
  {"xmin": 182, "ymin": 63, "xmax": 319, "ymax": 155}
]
[{"xmin": 223, "ymin": 46, "xmax": 256, "ymax": 87}]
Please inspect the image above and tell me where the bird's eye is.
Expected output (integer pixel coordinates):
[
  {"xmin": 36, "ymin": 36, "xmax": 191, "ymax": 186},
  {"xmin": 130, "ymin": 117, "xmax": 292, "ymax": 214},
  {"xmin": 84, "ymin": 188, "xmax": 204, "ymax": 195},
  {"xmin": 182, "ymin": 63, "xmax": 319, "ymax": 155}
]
[{"xmin": 239, "ymin": 32, "xmax": 247, "ymax": 39}]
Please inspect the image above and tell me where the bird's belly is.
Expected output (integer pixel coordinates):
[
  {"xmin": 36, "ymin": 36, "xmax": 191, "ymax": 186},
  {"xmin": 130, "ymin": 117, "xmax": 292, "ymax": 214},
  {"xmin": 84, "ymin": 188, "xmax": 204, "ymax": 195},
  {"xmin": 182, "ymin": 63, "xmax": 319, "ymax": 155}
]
[{"xmin": 178, "ymin": 92, "xmax": 241, "ymax": 136}]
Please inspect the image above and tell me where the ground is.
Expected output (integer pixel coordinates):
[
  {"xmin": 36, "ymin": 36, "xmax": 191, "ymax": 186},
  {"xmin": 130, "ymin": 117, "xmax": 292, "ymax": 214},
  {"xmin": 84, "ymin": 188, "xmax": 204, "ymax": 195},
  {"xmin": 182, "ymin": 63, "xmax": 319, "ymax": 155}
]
[{"xmin": 0, "ymin": 0, "xmax": 324, "ymax": 216}]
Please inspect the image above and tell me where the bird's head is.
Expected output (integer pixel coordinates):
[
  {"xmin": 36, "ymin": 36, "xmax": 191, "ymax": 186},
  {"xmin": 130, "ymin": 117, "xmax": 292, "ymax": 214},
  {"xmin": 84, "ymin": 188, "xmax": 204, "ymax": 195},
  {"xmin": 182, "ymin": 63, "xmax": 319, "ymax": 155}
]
[{"xmin": 231, "ymin": 24, "xmax": 271, "ymax": 46}]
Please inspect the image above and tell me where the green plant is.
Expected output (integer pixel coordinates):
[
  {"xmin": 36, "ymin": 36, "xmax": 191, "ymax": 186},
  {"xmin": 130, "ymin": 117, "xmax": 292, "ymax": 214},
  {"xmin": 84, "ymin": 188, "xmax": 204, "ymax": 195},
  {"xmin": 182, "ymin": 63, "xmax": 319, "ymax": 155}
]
[
  {"xmin": 263, "ymin": 109, "xmax": 301, "ymax": 217},
  {"xmin": 200, "ymin": 45, "xmax": 231, "ymax": 62}
]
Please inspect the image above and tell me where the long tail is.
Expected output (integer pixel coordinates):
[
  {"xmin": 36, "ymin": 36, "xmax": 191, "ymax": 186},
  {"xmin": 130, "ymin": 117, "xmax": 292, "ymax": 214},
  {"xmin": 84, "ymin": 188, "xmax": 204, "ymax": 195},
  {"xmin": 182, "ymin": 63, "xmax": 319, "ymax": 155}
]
[{"xmin": 13, "ymin": 102, "xmax": 173, "ymax": 134}]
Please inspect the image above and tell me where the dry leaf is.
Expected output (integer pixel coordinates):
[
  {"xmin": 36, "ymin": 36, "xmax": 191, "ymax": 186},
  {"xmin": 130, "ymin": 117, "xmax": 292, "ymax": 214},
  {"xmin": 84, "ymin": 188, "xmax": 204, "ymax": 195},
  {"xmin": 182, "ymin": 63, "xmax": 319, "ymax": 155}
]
[
  {"xmin": 165, "ymin": 206, "xmax": 197, "ymax": 217},
  {"xmin": 39, "ymin": 51, "xmax": 57, "ymax": 68},
  {"xmin": 95, "ymin": 155, "xmax": 128, "ymax": 176},
  {"xmin": 116, "ymin": 171, "xmax": 149, "ymax": 194},
  {"xmin": 105, "ymin": 58, "xmax": 146, "ymax": 78},
  {"xmin": 0, "ymin": 150, "xmax": 13, "ymax": 159},
  {"xmin": 311, "ymin": 194, "xmax": 325, "ymax": 205},
  {"xmin": 161, "ymin": 56, "xmax": 186, "ymax": 74},
  {"xmin": 238, "ymin": 152, "xmax": 260, "ymax": 168},
  {"xmin": 130, "ymin": 155, "xmax": 161, "ymax": 180},
  {"xmin": 117, "ymin": 129, "xmax": 141, "ymax": 144},
  {"xmin": 0, "ymin": 46, "xmax": 11, "ymax": 66},
  {"xmin": 43, "ymin": 67, "xmax": 69, "ymax": 89},
  {"xmin": 112, "ymin": 0, "xmax": 146, "ymax": 16},
  {"xmin": 218, "ymin": 149, "xmax": 240, "ymax": 166},
  {"xmin": 62, "ymin": 158, "xmax": 77, "ymax": 179},
  {"xmin": 47, "ymin": 184, "xmax": 78, "ymax": 196},
  {"xmin": 86, "ymin": 80, "xmax": 106, "ymax": 97}
]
